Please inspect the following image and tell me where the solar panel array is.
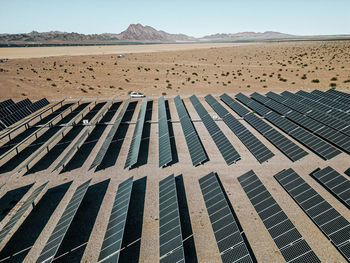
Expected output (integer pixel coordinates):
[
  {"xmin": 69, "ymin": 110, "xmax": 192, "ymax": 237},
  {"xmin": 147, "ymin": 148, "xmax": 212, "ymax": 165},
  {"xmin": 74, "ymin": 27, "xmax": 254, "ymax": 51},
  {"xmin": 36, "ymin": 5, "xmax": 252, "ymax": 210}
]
[
  {"xmin": 98, "ymin": 177, "xmax": 133, "ymax": 263},
  {"xmin": 174, "ymin": 95, "xmax": 207, "ymax": 166},
  {"xmin": 235, "ymin": 93, "xmax": 341, "ymax": 160},
  {"xmin": 159, "ymin": 174, "xmax": 185, "ymax": 263},
  {"xmin": 124, "ymin": 97, "xmax": 148, "ymax": 169},
  {"xmin": 220, "ymin": 93, "xmax": 308, "ymax": 162},
  {"xmin": 36, "ymin": 179, "xmax": 91, "ymax": 263},
  {"xmin": 274, "ymin": 168, "xmax": 350, "ymax": 261},
  {"xmin": 190, "ymin": 95, "xmax": 240, "ymax": 165},
  {"xmin": 262, "ymin": 92, "xmax": 350, "ymax": 154},
  {"xmin": 89, "ymin": 98, "xmax": 131, "ymax": 170},
  {"xmin": 0, "ymin": 182, "xmax": 47, "ymax": 243},
  {"xmin": 311, "ymin": 166, "xmax": 350, "ymax": 208},
  {"xmin": 0, "ymin": 98, "xmax": 49, "ymax": 128},
  {"xmin": 205, "ymin": 94, "xmax": 273, "ymax": 163},
  {"xmin": 158, "ymin": 96, "xmax": 172, "ymax": 168},
  {"xmin": 199, "ymin": 172, "xmax": 254, "ymax": 263},
  {"xmin": 52, "ymin": 100, "xmax": 115, "ymax": 172},
  {"xmin": 238, "ymin": 170, "xmax": 321, "ymax": 263}
]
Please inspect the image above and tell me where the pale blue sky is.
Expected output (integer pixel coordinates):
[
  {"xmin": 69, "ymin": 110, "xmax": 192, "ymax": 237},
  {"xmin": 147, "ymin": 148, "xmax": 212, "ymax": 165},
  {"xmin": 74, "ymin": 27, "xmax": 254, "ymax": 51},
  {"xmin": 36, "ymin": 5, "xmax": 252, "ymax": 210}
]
[{"xmin": 1, "ymin": 0, "xmax": 349, "ymax": 37}]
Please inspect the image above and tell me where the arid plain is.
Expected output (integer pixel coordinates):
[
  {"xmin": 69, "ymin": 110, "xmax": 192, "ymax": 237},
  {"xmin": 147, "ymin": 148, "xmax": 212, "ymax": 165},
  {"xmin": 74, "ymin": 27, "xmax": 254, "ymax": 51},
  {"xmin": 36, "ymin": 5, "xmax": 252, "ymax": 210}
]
[{"xmin": 0, "ymin": 41, "xmax": 349, "ymax": 99}]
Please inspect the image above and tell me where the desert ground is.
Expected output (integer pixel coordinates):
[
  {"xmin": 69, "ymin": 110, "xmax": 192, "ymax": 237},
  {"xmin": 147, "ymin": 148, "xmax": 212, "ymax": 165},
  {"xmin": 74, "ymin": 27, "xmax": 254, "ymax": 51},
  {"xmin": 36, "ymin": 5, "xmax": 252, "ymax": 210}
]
[
  {"xmin": 0, "ymin": 41, "xmax": 349, "ymax": 263},
  {"xmin": 0, "ymin": 41, "xmax": 349, "ymax": 99}
]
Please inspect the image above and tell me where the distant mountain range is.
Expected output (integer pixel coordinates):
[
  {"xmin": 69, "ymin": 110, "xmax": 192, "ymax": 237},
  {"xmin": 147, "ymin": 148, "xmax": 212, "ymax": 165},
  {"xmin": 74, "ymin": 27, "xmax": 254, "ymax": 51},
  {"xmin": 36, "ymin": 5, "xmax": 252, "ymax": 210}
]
[{"xmin": 0, "ymin": 24, "xmax": 349, "ymax": 44}]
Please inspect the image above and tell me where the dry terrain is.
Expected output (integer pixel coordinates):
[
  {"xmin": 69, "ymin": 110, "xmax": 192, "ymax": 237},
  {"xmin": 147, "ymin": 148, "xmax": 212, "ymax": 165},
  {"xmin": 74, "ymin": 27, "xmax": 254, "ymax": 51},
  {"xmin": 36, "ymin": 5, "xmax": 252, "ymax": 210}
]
[{"xmin": 0, "ymin": 41, "xmax": 349, "ymax": 100}]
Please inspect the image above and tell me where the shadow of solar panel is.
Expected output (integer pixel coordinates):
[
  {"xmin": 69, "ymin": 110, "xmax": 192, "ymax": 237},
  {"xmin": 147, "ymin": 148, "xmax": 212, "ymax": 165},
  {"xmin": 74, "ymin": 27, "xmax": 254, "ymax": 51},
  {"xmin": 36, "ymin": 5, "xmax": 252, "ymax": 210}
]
[
  {"xmin": 97, "ymin": 177, "xmax": 133, "ymax": 263},
  {"xmin": 205, "ymin": 94, "xmax": 273, "ymax": 163},
  {"xmin": 274, "ymin": 168, "xmax": 350, "ymax": 261},
  {"xmin": 174, "ymin": 96, "xmax": 207, "ymax": 166},
  {"xmin": 159, "ymin": 174, "xmax": 185, "ymax": 262},
  {"xmin": 190, "ymin": 95, "xmax": 240, "ymax": 165},
  {"xmin": 158, "ymin": 97, "xmax": 172, "ymax": 168},
  {"xmin": 238, "ymin": 170, "xmax": 320, "ymax": 262},
  {"xmin": 124, "ymin": 97, "xmax": 148, "ymax": 169},
  {"xmin": 311, "ymin": 166, "xmax": 350, "ymax": 208},
  {"xmin": 0, "ymin": 182, "xmax": 47, "ymax": 243},
  {"xmin": 36, "ymin": 180, "xmax": 90, "ymax": 263},
  {"xmin": 199, "ymin": 172, "xmax": 254, "ymax": 263},
  {"xmin": 89, "ymin": 98, "xmax": 131, "ymax": 170}
]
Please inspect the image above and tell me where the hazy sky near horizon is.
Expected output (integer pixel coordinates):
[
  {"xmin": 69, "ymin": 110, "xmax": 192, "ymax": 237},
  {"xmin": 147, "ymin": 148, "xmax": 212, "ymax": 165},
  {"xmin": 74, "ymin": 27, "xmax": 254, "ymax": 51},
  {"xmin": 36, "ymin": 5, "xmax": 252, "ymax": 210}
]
[{"xmin": 1, "ymin": 0, "xmax": 349, "ymax": 36}]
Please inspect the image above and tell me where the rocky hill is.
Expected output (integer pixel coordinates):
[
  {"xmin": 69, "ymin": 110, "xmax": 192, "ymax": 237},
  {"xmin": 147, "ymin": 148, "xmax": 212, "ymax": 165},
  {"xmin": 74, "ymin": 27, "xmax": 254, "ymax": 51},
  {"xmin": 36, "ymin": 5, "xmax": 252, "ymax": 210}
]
[
  {"xmin": 201, "ymin": 31, "xmax": 295, "ymax": 41},
  {"xmin": 0, "ymin": 24, "xmax": 195, "ymax": 43}
]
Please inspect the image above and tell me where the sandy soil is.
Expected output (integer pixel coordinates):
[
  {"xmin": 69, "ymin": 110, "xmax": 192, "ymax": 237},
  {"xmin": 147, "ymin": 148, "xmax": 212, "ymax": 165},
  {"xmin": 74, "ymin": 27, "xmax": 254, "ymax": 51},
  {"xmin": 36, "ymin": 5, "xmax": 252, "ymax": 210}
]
[{"xmin": 0, "ymin": 41, "xmax": 349, "ymax": 100}]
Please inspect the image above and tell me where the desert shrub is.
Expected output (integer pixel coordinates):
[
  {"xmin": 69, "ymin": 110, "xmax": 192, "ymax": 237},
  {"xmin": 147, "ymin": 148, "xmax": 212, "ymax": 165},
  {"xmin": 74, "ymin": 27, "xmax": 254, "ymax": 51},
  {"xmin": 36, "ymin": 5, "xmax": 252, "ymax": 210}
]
[
  {"xmin": 81, "ymin": 88, "xmax": 87, "ymax": 93},
  {"xmin": 46, "ymin": 78, "xmax": 52, "ymax": 81},
  {"xmin": 312, "ymin": 79, "xmax": 320, "ymax": 83},
  {"xmin": 51, "ymin": 83, "xmax": 56, "ymax": 87},
  {"xmin": 162, "ymin": 92, "xmax": 167, "ymax": 96},
  {"xmin": 329, "ymin": 83, "xmax": 337, "ymax": 88},
  {"xmin": 301, "ymin": 74, "xmax": 307, "ymax": 80},
  {"xmin": 331, "ymin": 77, "xmax": 337, "ymax": 81}
]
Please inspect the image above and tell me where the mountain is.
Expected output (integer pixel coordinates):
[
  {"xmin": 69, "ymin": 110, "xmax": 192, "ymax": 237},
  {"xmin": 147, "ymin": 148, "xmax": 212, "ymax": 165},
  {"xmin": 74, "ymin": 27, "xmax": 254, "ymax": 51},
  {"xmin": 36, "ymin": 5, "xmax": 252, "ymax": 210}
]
[
  {"xmin": 116, "ymin": 24, "xmax": 195, "ymax": 41},
  {"xmin": 0, "ymin": 25, "xmax": 349, "ymax": 45},
  {"xmin": 201, "ymin": 31, "xmax": 295, "ymax": 41},
  {"xmin": 0, "ymin": 24, "xmax": 195, "ymax": 43}
]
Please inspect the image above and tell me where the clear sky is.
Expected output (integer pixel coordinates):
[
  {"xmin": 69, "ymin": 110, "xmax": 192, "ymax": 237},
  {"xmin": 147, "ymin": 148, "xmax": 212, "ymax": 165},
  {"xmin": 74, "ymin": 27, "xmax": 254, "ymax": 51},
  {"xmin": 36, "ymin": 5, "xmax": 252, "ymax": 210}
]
[{"xmin": 1, "ymin": 0, "xmax": 349, "ymax": 37}]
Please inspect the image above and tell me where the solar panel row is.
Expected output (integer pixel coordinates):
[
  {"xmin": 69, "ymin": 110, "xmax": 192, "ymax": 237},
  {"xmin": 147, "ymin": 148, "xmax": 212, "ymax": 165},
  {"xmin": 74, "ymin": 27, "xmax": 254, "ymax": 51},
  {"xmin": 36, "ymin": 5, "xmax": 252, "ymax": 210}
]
[
  {"xmin": 275, "ymin": 168, "xmax": 350, "ymax": 261},
  {"xmin": 124, "ymin": 97, "xmax": 148, "ymax": 169},
  {"xmin": 311, "ymin": 90, "xmax": 350, "ymax": 112},
  {"xmin": 266, "ymin": 92, "xmax": 350, "ymax": 141},
  {"xmin": 235, "ymin": 93, "xmax": 341, "ymax": 160},
  {"xmin": 159, "ymin": 174, "xmax": 185, "ymax": 263},
  {"xmin": 36, "ymin": 179, "xmax": 91, "ymax": 263},
  {"xmin": 89, "ymin": 98, "xmax": 131, "ymax": 170},
  {"xmin": 281, "ymin": 92, "xmax": 350, "ymax": 135},
  {"xmin": 205, "ymin": 94, "xmax": 273, "ymax": 163},
  {"xmin": 199, "ymin": 172, "xmax": 254, "ymax": 263},
  {"xmin": 0, "ymin": 98, "xmax": 49, "ymax": 128},
  {"xmin": 311, "ymin": 166, "xmax": 350, "ymax": 208},
  {"xmin": 251, "ymin": 93, "xmax": 350, "ymax": 153},
  {"xmin": 238, "ymin": 170, "xmax": 321, "ymax": 263},
  {"xmin": 98, "ymin": 177, "xmax": 133, "ymax": 263},
  {"xmin": 294, "ymin": 90, "xmax": 350, "ymax": 124},
  {"xmin": 158, "ymin": 97, "xmax": 172, "ymax": 168},
  {"xmin": 190, "ymin": 95, "xmax": 240, "ymax": 165},
  {"xmin": 174, "ymin": 96, "xmax": 207, "ymax": 166},
  {"xmin": 52, "ymin": 100, "xmax": 115, "ymax": 172},
  {"xmin": 0, "ymin": 182, "xmax": 48, "ymax": 243},
  {"xmin": 220, "ymin": 93, "xmax": 308, "ymax": 162}
]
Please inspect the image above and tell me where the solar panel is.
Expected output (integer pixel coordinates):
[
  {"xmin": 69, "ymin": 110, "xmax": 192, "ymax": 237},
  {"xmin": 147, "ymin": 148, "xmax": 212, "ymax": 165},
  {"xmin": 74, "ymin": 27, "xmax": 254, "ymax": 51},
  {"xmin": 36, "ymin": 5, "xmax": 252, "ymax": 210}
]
[
  {"xmin": 274, "ymin": 168, "xmax": 350, "ymax": 261},
  {"xmin": 238, "ymin": 170, "xmax": 320, "ymax": 263},
  {"xmin": 98, "ymin": 177, "xmax": 133, "ymax": 263},
  {"xmin": 174, "ymin": 96, "xmax": 207, "ymax": 166},
  {"xmin": 205, "ymin": 94, "xmax": 273, "ymax": 163},
  {"xmin": 256, "ymin": 92, "xmax": 350, "ymax": 154},
  {"xmin": 199, "ymin": 172, "xmax": 254, "ymax": 263},
  {"xmin": 190, "ymin": 95, "xmax": 240, "ymax": 165},
  {"xmin": 311, "ymin": 166, "xmax": 350, "ymax": 208},
  {"xmin": 0, "ymin": 182, "xmax": 47, "ymax": 243},
  {"xmin": 89, "ymin": 98, "xmax": 130, "ymax": 170},
  {"xmin": 327, "ymin": 89, "xmax": 350, "ymax": 101},
  {"xmin": 159, "ymin": 174, "xmax": 185, "ymax": 262},
  {"xmin": 52, "ymin": 100, "xmax": 115, "ymax": 172},
  {"xmin": 158, "ymin": 96, "xmax": 172, "ymax": 168},
  {"xmin": 36, "ymin": 179, "xmax": 91, "ymax": 263},
  {"xmin": 270, "ymin": 92, "xmax": 350, "ymax": 136},
  {"xmin": 235, "ymin": 93, "xmax": 341, "ymax": 160},
  {"xmin": 311, "ymin": 90, "xmax": 350, "ymax": 112},
  {"xmin": 124, "ymin": 97, "xmax": 148, "ymax": 169}
]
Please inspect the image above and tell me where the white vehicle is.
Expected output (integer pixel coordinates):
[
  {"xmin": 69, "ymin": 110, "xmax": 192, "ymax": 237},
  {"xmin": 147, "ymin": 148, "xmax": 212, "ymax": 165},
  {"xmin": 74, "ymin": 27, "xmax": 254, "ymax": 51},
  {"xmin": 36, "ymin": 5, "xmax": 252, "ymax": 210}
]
[{"xmin": 130, "ymin": 92, "xmax": 145, "ymax": 98}]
